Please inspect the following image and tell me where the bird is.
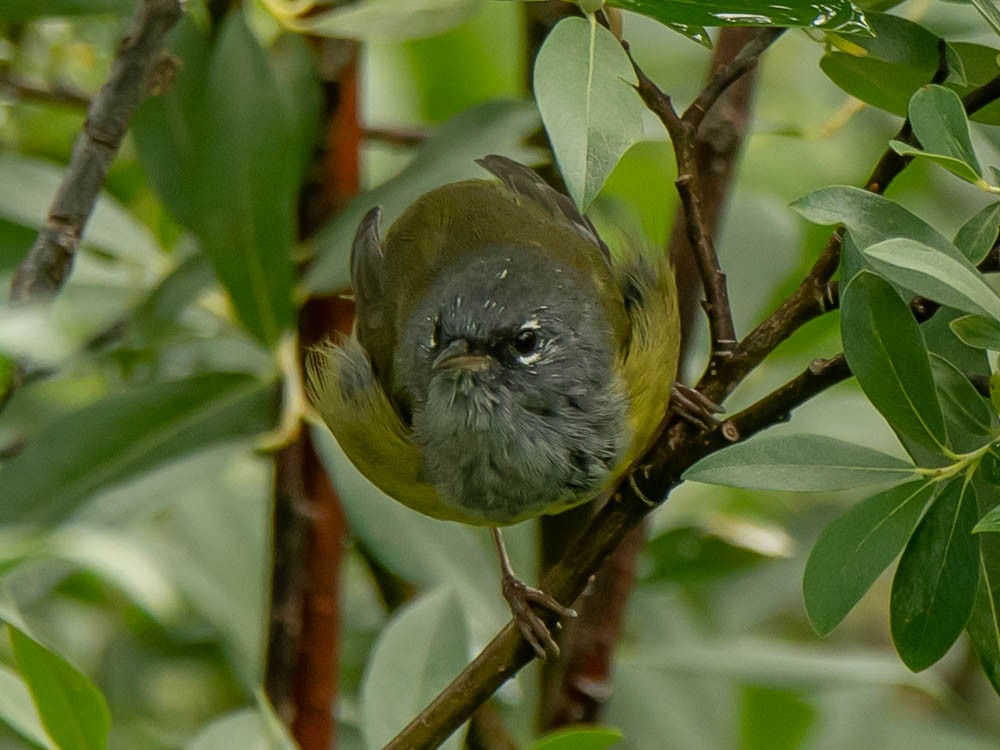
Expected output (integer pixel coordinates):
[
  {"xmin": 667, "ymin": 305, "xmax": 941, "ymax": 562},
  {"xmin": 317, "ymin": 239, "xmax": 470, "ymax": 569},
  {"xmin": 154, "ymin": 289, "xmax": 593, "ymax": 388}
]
[{"xmin": 309, "ymin": 155, "xmax": 680, "ymax": 658}]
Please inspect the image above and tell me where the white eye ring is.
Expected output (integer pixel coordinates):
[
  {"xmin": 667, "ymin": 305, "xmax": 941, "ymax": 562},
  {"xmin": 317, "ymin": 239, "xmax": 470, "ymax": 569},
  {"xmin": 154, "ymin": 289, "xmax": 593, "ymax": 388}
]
[{"xmin": 513, "ymin": 322, "xmax": 543, "ymax": 364}]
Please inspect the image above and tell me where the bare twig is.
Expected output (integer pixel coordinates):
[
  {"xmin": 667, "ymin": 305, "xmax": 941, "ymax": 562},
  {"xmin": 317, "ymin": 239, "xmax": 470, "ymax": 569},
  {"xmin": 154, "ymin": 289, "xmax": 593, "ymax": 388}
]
[
  {"xmin": 384, "ymin": 351, "xmax": 851, "ymax": 750},
  {"xmin": 694, "ymin": 40, "xmax": 954, "ymax": 405},
  {"xmin": 9, "ymin": 0, "xmax": 184, "ymax": 303},
  {"xmin": 0, "ymin": 68, "xmax": 91, "ymax": 108},
  {"xmin": 363, "ymin": 125, "xmax": 430, "ymax": 146},
  {"xmin": 544, "ymin": 26, "xmax": 766, "ymax": 729},
  {"xmin": 630, "ymin": 40, "xmax": 752, "ymax": 356},
  {"xmin": 683, "ymin": 27, "xmax": 785, "ymax": 131},
  {"xmin": 383, "ymin": 27, "xmax": 1000, "ymax": 750}
]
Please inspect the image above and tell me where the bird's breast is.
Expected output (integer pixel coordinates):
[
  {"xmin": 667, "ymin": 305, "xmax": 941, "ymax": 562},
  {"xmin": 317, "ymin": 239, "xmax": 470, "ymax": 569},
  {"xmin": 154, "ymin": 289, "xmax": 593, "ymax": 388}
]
[{"xmin": 411, "ymin": 373, "xmax": 629, "ymax": 525}]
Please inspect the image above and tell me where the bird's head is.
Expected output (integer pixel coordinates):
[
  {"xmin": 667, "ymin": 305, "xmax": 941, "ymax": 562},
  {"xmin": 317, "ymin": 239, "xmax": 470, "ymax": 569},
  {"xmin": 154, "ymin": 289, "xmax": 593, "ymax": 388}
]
[{"xmin": 394, "ymin": 243, "xmax": 629, "ymax": 519}]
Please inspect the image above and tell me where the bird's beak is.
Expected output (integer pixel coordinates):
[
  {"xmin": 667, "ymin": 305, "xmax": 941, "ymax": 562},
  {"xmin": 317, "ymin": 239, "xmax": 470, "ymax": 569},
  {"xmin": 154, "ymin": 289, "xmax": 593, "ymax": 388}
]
[{"xmin": 433, "ymin": 338, "xmax": 492, "ymax": 373}]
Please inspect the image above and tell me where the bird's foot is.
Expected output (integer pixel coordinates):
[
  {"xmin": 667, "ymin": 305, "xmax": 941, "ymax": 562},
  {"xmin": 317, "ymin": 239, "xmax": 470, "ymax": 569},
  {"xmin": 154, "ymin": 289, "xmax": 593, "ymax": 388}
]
[
  {"xmin": 671, "ymin": 383, "xmax": 723, "ymax": 430},
  {"xmin": 500, "ymin": 573, "xmax": 577, "ymax": 660}
]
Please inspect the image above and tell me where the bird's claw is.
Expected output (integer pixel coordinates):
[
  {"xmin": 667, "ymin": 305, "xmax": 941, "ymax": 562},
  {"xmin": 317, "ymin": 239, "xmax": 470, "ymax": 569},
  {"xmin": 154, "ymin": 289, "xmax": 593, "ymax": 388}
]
[
  {"xmin": 671, "ymin": 383, "xmax": 723, "ymax": 430},
  {"xmin": 501, "ymin": 574, "xmax": 576, "ymax": 660}
]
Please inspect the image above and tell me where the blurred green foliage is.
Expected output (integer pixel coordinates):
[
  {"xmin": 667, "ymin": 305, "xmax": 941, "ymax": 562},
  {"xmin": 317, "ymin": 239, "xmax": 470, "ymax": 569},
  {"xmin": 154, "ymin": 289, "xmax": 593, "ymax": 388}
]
[{"xmin": 1, "ymin": 0, "xmax": 1000, "ymax": 748}]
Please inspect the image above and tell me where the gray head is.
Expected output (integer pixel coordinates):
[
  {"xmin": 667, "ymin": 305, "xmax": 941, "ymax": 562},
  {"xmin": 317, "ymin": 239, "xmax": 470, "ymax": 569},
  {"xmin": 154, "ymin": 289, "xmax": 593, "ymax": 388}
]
[{"xmin": 395, "ymin": 243, "xmax": 629, "ymax": 524}]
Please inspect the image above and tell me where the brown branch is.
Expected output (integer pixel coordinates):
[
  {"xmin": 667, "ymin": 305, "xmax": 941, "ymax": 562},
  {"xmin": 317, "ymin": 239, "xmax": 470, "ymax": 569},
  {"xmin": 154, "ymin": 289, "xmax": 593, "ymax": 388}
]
[
  {"xmin": 0, "ymin": 68, "xmax": 91, "ymax": 108},
  {"xmin": 630, "ymin": 38, "xmax": 760, "ymax": 356},
  {"xmin": 9, "ymin": 0, "xmax": 183, "ymax": 303},
  {"xmin": 962, "ymin": 71, "xmax": 1000, "ymax": 117},
  {"xmin": 385, "ymin": 350, "xmax": 851, "ymax": 750},
  {"xmin": 382, "ymin": 25, "xmax": 1000, "ymax": 750},
  {"xmin": 363, "ymin": 125, "xmax": 430, "ymax": 147},
  {"xmin": 266, "ymin": 38, "xmax": 361, "ymax": 750},
  {"xmin": 683, "ymin": 27, "xmax": 785, "ymax": 131},
  {"xmin": 543, "ymin": 26, "xmax": 766, "ymax": 730},
  {"xmin": 693, "ymin": 38, "xmax": 954, "ymax": 405}
]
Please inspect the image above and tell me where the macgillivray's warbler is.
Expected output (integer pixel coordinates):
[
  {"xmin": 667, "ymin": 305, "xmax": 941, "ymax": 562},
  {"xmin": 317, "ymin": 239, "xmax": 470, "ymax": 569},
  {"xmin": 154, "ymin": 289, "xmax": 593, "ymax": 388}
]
[{"xmin": 309, "ymin": 155, "xmax": 680, "ymax": 658}]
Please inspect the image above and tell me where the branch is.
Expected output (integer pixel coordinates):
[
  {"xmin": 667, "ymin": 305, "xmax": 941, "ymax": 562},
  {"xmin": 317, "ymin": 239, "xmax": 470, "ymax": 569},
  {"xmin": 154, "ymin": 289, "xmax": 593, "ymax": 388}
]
[
  {"xmin": 683, "ymin": 27, "xmax": 785, "ymax": 131},
  {"xmin": 9, "ymin": 0, "xmax": 183, "ymax": 303},
  {"xmin": 385, "ymin": 350, "xmax": 850, "ymax": 750},
  {"xmin": 694, "ymin": 38, "xmax": 955, "ymax": 405},
  {"xmin": 0, "ymin": 68, "xmax": 91, "ymax": 108},
  {"xmin": 384, "ymin": 29, "xmax": 1000, "ymax": 750},
  {"xmin": 543, "ymin": 26, "xmax": 768, "ymax": 729},
  {"xmin": 628, "ymin": 30, "xmax": 784, "ymax": 357},
  {"xmin": 363, "ymin": 125, "xmax": 429, "ymax": 147}
]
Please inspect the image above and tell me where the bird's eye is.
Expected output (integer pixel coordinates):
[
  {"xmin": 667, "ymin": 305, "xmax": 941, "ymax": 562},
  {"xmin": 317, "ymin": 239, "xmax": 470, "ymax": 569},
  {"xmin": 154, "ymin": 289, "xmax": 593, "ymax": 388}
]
[{"xmin": 513, "ymin": 328, "xmax": 539, "ymax": 356}]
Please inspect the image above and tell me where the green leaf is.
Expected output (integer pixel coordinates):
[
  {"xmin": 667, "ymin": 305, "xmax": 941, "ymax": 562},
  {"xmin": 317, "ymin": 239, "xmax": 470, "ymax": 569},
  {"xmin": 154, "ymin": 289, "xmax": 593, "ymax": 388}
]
[
  {"xmin": 840, "ymin": 270, "xmax": 947, "ymax": 452},
  {"xmin": 891, "ymin": 477, "xmax": 980, "ymax": 671},
  {"xmin": 310, "ymin": 426, "xmax": 509, "ymax": 645},
  {"xmin": 993, "ymin": 371, "xmax": 1000, "ymax": 416},
  {"xmin": 197, "ymin": 14, "xmax": 298, "ymax": 345},
  {"xmin": 954, "ymin": 202, "xmax": 1000, "ymax": 264},
  {"xmin": 889, "ymin": 141, "xmax": 983, "ymax": 185},
  {"xmin": 262, "ymin": 0, "xmax": 482, "ymax": 41},
  {"xmin": 42, "ymin": 527, "xmax": 182, "ymax": 621},
  {"xmin": 683, "ymin": 433, "xmax": 916, "ymax": 491},
  {"xmin": 864, "ymin": 238, "xmax": 1000, "ymax": 322},
  {"xmin": 0, "ymin": 153, "xmax": 164, "ymax": 271},
  {"xmin": 361, "ymin": 588, "xmax": 469, "ymax": 750},
  {"xmin": 804, "ymin": 481, "xmax": 935, "ymax": 636},
  {"xmin": 131, "ymin": 254, "xmax": 216, "ymax": 341},
  {"xmin": 132, "ymin": 17, "xmax": 212, "ymax": 233},
  {"xmin": 644, "ymin": 525, "xmax": 780, "ymax": 584},
  {"xmin": 950, "ymin": 314, "xmax": 1000, "ymax": 350},
  {"xmin": 907, "ymin": 85, "xmax": 982, "ymax": 173},
  {"xmin": 923, "ymin": 306, "xmax": 991, "ymax": 378},
  {"xmin": 187, "ymin": 710, "xmax": 269, "ymax": 750},
  {"xmin": 625, "ymin": 638, "xmax": 944, "ymax": 693},
  {"xmin": 948, "ymin": 42, "xmax": 1000, "ymax": 126},
  {"xmin": 531, "ymin": 727, "xmax": 624, "ymax": 750},
  {"xmin": 268, "ymin": 33, "xmax": 323, "ymax": 195},
  {"xmin": 134, "ymin": 14, "xmax": 303, "ymax": 346},
  {"xmin": 975, "ymin": 503, "xmax": 1000, "ymax": 533},
  {"xmin": 607, "ymin": 0, "xmax": 869, "ymax": 31},
  {"xmin": 967, "ymin": 475, "xmax": 1000, "ymax": 696},
  {"xmin": 929, "ymin": 354, "xmax": 996, "ymax": 452},
  {"xmin": 304, "ymin": 100, "xmax": 543, "ymax": 294},
  {"xmin": 0, "ymin": 664, "xmax": 55, "ymax": 750},
  {"xmin": 534, "ymin": 16, "xmax": 644, "ymax": 210},
  {"xmin": 186, "ymin": 703, "xmax": 296, "ymax": 750},
  {"xmin": 663, "ymin": 23, "xmax": 712, "ymax": 48},
  {"xmin": 971, "ymin": 0, "xmax": 1000, "ymax": 39},
  {"xmin": 5, "ymin": 623, "xmax": 110, "ymax": 750},
  {"xmin": 0, "ymin": 373, "xmax": 276, "ymax": 526},
  {"xmin": 820, "ymin": 13, "xmax": 939, "ymax": 117},
  {"xmin": 0, "ymin": 0, "xmax": 133, "ymax": 21},
  {"xmin": 791, "ymin": 186, "xmax": 958, "ymax": 260},
  {"xmin": 741, "ymin": 687, "xmax": 815, "ymax": 750}
]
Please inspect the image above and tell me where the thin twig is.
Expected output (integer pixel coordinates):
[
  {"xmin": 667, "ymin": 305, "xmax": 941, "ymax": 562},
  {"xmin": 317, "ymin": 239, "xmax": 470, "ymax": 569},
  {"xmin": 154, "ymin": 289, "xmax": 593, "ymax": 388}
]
[
  {"xmin": 694, "ymin": 38, "xmax": 955, "ymax": 405},
  {"xmin": 384, "ymin": 30, "xmax": 1000, "ymax": 750},
  {"xmin": 963, "ymin": 71, "xmax": 1000, "ymax": 116},
  {"xmin": 0, "ymin": 68, "xmax": 91, "ymax": 108},
  {"xmin": 384, "ymin": 352, "xmax": 850, "ymax": 750},
  {"xmin": 630, "ymin": 49, "xmax": 738, "ymax": 355},
  {"xmin": 683, "ymin": 27, "xmax": 785, "ymax": 131},
  {"xmin": 9, "ymin": 0, "xmax": 184, "ymax": 303},
  {"xmin": 363, "ymin": 125, "xmax": 430, "ymax": 146}
]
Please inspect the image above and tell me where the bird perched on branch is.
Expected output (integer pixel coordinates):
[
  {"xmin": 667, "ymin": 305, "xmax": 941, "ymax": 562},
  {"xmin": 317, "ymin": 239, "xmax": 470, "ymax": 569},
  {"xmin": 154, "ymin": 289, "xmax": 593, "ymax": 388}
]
[{"xmin": 309, "ymin": 155, "xmax": 680, "ymax": 658}]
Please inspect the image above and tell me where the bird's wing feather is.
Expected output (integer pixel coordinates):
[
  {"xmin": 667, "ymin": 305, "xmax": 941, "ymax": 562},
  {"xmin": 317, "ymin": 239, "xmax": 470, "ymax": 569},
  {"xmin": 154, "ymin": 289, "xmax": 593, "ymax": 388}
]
[
  {"xmin": 615, "ymin": 251, "xmax": 680, "ymax": 468},
  {"xmin": 476, "ymin": 155, "xmax": 612, "ymax": 268},
  {"xmin": 350, "ymin": 206, "xmax": 384, "ymax": 309},
  {"xmin": 307, "ymin": 339, "xmax": 486, "ymax": 523}
]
